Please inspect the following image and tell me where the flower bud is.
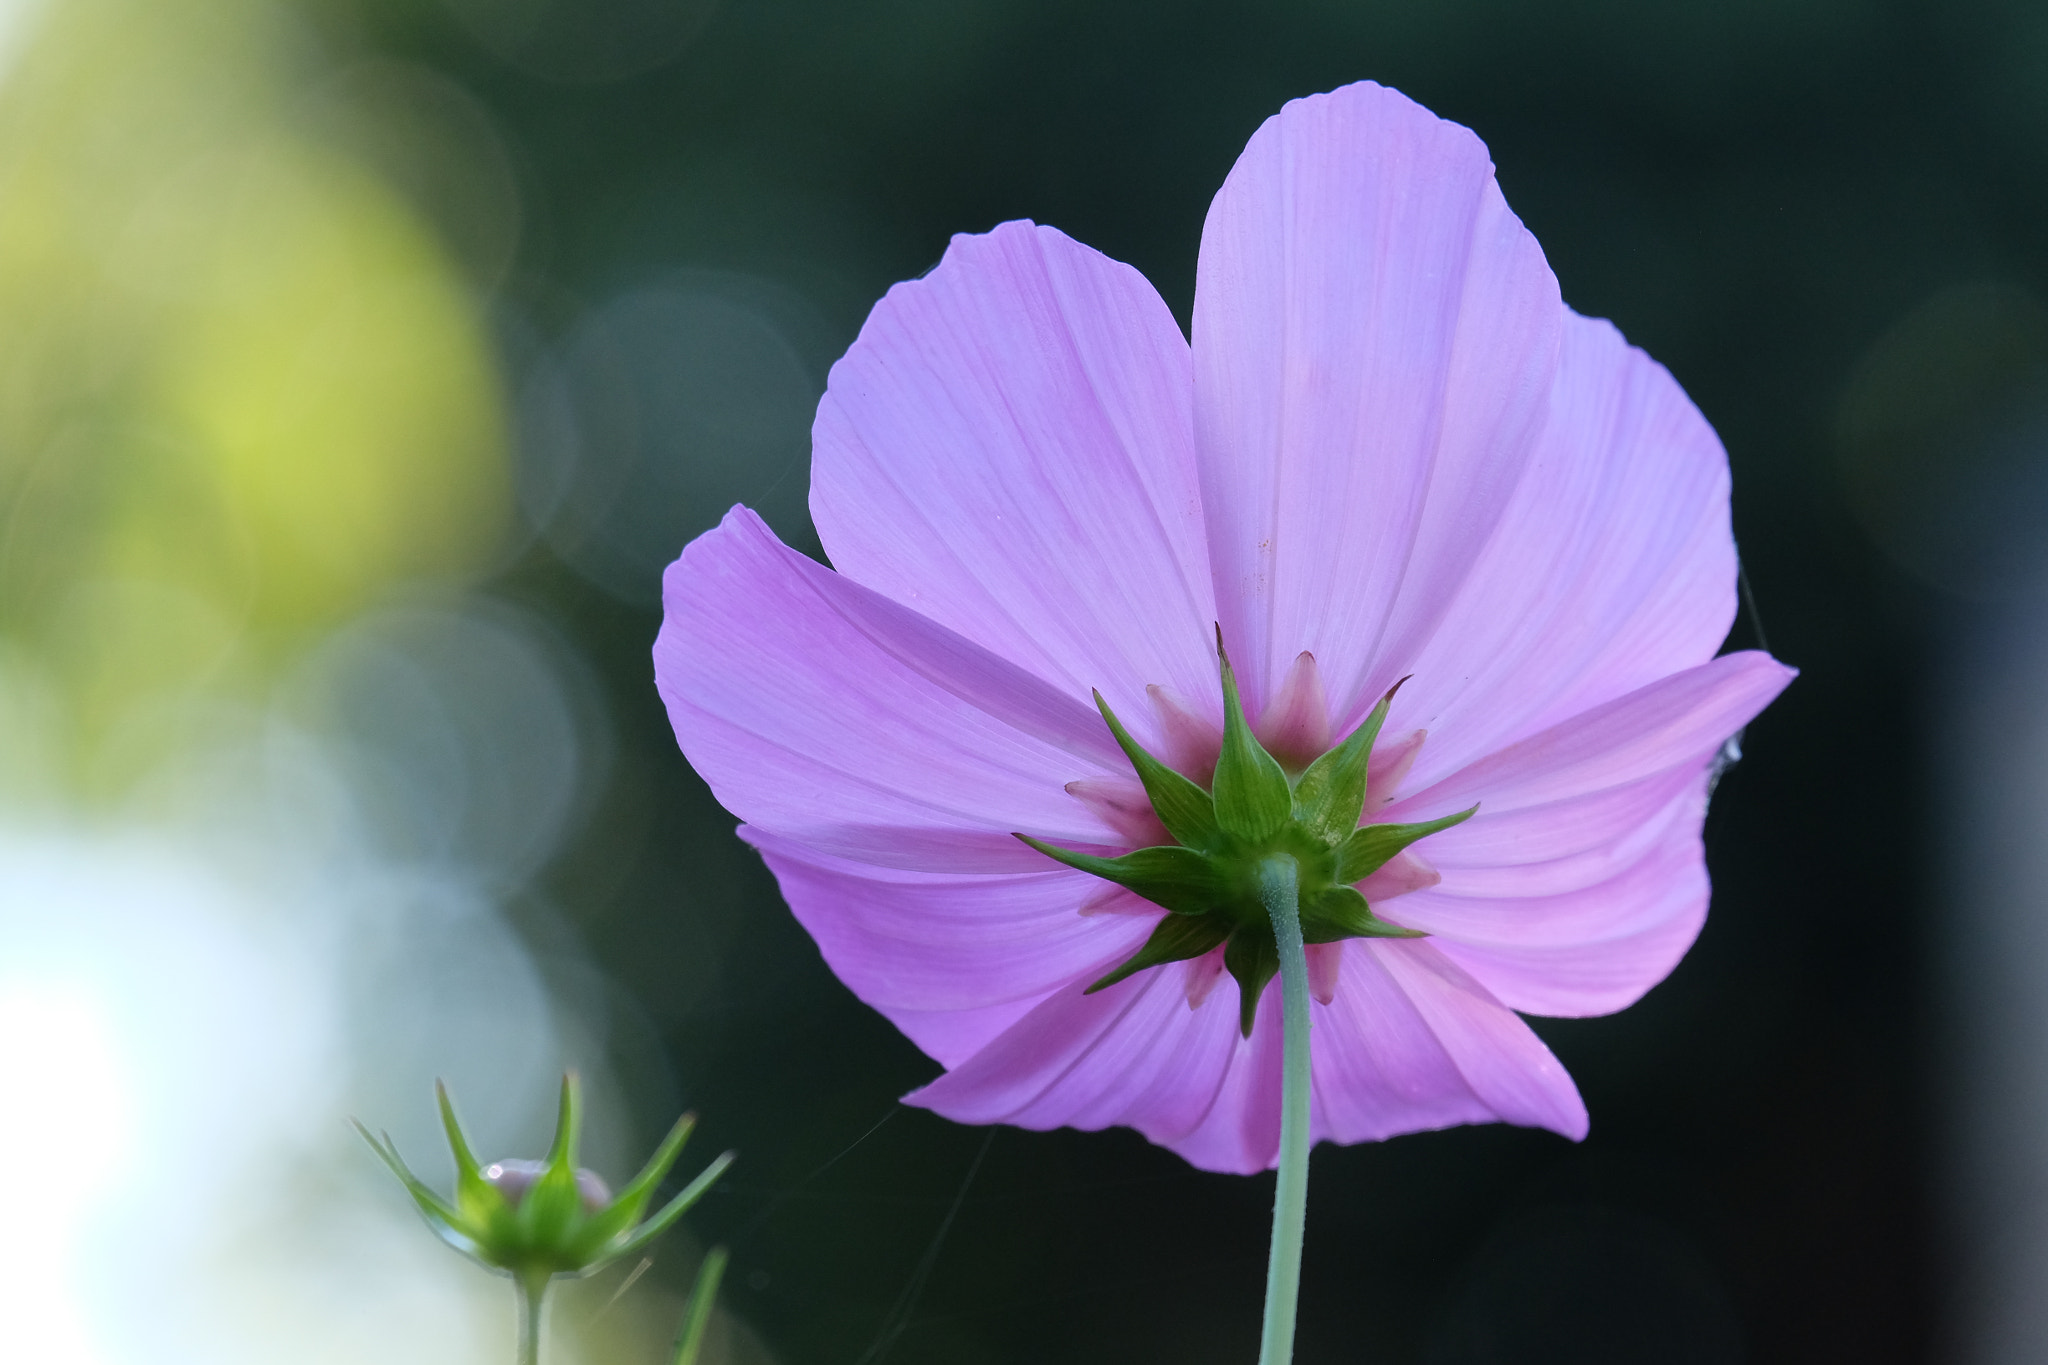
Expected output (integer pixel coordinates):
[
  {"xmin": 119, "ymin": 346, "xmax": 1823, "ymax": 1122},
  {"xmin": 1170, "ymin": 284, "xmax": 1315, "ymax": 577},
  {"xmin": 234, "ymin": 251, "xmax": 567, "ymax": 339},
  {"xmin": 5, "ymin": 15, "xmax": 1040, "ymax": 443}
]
[
  {"xmin": 355, "ymin": 1072, "xmax": 733, "ymax": 1284},
  {"xmin": 482, "ymin": 1158, "xmax": 612, "ymax": 1212}
]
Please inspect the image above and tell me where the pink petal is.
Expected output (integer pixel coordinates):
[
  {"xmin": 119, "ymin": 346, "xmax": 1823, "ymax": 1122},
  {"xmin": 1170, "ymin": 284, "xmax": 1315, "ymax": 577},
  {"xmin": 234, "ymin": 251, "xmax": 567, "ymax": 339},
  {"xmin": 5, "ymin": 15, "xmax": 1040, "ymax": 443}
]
[
  {"xmin": 1297, "ymin": 940, "xmax": 1534, "ymax": 1145},
  {"xmin": 656, "ymin": 508, "xmax": 1126, "ymax": 873},
  {"xmin": 1386, "ymin": 650, "xmax": 1794, "ymax": 823},
  {"xmin": 744, "ymin": 827, "xmax": 1156, "ymax": 1066},
  {"xmin": 1305, "ymin": 942, "xmax": 1342, "ymax": 1005},
  {"xmin": 1357, "ymin": 848, "xmax": 1440, "ymax": 902},
  {"xmin": 1193, "ymin": 81, "xmax": 1562, "ymax": 721},
  {"xmin": 1255, "ymin": 651, "xmax": 1331, "ymax": 770},
  {"xmin": 907, "ymin": 967, "xmax": 1254, "ymax": 1162},
  {"xmin": 1417, "ymin": 765, "xmax": 1703, "ymax": 870},
  {"xmin": 1369, "ymin": 652, "xmax": 1791, "ymax": 1016},
  {"xmin": 1079, "ymin": 885, "xmax": 1154, "ymax": 917},
  {"xmin": 1162, "ymin": 1011, "xmax": 1286, "ymax": 1174},
  {"xmin": 1063, "ymin": 775, "xmax": 1172, "ymax": 849},
  {"xmin": 1391, "ymin": 312, "xmax": 1750, "ymax": 784},
  {"xmin": 907, "ymin": 934, "xmax": 1586, "ymax": 1174},
  {"xmin": 1185, "ymin": 949, "xmax": 1229, "ymax": 1007},
  {"xmin": 811, "ymin": 220, "xmax": 1219, "ymax": 732},
  {"xmin": 1146, "ymin": 682, "xmax": 1222, "ymax": 784},
  {"xmin": 1408, "ymin": 774, "xmax": 1714, "ymax": 1016},
  {"xmin": 1365, "ymin": 728, "xmax": 1426, "ymax": 811},
  {"xmin": 1315, "ymin": 940, "xmax": 1588, "ymax": 1141}
]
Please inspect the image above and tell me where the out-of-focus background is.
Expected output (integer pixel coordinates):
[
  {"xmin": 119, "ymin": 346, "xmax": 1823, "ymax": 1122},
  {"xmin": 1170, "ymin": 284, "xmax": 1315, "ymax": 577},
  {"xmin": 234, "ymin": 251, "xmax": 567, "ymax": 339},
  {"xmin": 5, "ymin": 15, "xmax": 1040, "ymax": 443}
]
[{"xmin": 5, "ymin": 0, "xmax": 2044, "ymax": 1361}]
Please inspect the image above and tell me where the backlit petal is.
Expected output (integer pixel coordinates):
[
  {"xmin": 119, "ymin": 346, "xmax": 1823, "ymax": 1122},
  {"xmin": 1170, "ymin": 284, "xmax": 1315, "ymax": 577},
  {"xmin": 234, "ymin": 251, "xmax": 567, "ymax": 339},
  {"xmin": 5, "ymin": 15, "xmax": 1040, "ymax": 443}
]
[
  {"xmin": 745, "ymin": 827, "xmax": 1157, "ymax": 1065},
  {"xmin": 1357, "ymin": 848, "xmax": 1440, "ymax": 902},
  {"xmin": 913, "ymin": 931, "xmax": 1586, "ymax": 1172},
  {"xmin": 812, "ymin": 220, "xmax": 1218, "ymax": 729},
  {"xmin": 1370, "ymin": 653, "xmax": 1790, "ymax": 1016},
  {"xmin": 656, "ymin": 507, "xmax": 1123, "ymax": 873},
  {"xmin": 1392, "ymin": 312, "xmax": 1747, "ymax": 780},
  {"xmin": 1333, "ymin": 941, "xmax": 1588, "ymax": 1140},
  {"xmin": 1193, "ymin": 81, "xmax": 1561, "ymax": 720},
  {"xmin": 1306, "ymin": 941, "xmax": 1518, "ymax": 1144},
  {"xmin": 1409, "ymin": 773, "xmax": 1713, "ymax": 1016},
  {"xmin": 907, "ymin": 967, "xmax": 1251, "ymax": 1162},
  {"xmin": 1385, "ymin": 651, "xmax": 1792, "ymax": 825}
]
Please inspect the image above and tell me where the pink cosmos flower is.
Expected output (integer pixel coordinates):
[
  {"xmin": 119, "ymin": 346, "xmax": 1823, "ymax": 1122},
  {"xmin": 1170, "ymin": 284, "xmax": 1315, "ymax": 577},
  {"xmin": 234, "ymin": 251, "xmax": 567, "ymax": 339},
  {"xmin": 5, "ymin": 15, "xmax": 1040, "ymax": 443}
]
[{"xmin": 654, "ymin": 80, "xmax": 1793, "ymax": 1175}]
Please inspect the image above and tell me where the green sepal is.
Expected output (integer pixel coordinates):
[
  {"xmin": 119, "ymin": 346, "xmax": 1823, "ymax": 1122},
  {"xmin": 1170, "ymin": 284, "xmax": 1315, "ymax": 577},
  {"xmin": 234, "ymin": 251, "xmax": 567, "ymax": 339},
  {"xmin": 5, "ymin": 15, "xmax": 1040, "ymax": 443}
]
[
  {"xmin": 1014, "ymin": 835, "xmax": 1228, "ymax": 915},
  {"xmin": 1085, "ymin": 912, "xmax": 1232, "ymax": 994},
  {"xmin": 574, "ymin": 1110, "xmax": 697, "ymax": 1253},
  {"xmin": 544, "ymin": 1071, "xmax": 583, "ymax": 1169},
  {"xmin": 604, "ymin": 1150, "xmax": 738, "ymax": 1265},
  {"xmin": 1092, "ymin": 689, "xmax": 1221, "ymax": 850},
  {"xmin": 353, "ymin": 1121, "xmax": 486, "ymax": 1258},
  {"xmin": 570, "ymin": 1110, "xmax": 734, "ymax": 1267},
  {"xmin": 1300, "ymin": 885, "xmax": 1427, "ymax": 943},
  {"xmin": 519, "ymin": 1073, "xmax": 588, "ymax": 1261},
  {"xmin": 1336, "ymin": 806, "xmax": 1478, "ymax": 884},
  {"xmin": 438, "ymin": 1080, "xmax": 511, "ymax": 1235},
  {"xmin": 1224, "ymin": 925, "xmax": 1280, "ymax": 1038},
  {"xmin": 1291, "ymin": 679, "xmax": 1404, "ymax": 844},
  {"xmin": 1211, "ymin": 632, "xmax": 1292, "ymax": 843}
]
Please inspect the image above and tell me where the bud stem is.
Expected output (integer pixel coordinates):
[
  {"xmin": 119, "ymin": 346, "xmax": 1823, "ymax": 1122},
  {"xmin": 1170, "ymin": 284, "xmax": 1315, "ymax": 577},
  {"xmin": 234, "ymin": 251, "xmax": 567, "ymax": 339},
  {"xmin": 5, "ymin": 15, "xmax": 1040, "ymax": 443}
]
[
  {"xmin": 515, "ymin": 1272, "xmax": 551, "ymax": 1365},
  {"xmin": 1256, "ymin": 855, "xmax": 1311, "ymax": 1365}
]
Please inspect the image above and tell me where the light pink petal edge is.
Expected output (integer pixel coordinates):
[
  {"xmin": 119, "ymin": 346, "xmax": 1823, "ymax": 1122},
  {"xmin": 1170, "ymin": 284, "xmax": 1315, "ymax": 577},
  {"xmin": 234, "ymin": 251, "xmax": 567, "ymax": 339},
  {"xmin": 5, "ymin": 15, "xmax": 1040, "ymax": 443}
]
[
  {"xmin": 1193, "ymin": 79, "xmax": 1562, "ymax": 723},
  {"xmin": 656, "ymin": 507, "xmax": 1125, "ymax": 873},
  {"xmin": 743, "ymin": 825, "xmax": 1156, "ymax": 1066},
  {"xmin": 1374, "ymin": 651, "xmax": 1791, "ymax": 1015},
  {"xmin": 909, "ymin": 936, "xmax": 1587, "ymax": 1174},
  {"xmin": 1388, "ymin": 310, "xmax": 1744, "ymax": 781},
  {"xmin": 812, "ymin": 219, "xmax": 1220, "ymax": 731}
]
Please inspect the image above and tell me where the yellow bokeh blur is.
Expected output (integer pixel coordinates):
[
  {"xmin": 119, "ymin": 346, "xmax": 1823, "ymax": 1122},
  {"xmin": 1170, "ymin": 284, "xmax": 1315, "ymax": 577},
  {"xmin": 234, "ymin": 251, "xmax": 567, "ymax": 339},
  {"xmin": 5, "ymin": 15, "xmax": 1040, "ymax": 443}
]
[
  {"xmin": 0, "ymin": 4, "xmax": 713, "ymax": 1362},
  {"xmin": 0, "ymin": 0, "xmax": 509, "ymax": 794}
]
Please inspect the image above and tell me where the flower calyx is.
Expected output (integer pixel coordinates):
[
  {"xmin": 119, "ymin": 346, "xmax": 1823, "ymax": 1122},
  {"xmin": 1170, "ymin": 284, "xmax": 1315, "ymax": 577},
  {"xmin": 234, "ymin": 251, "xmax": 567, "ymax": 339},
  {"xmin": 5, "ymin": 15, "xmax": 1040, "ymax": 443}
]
[
  {"xmin": 1018, "ymin": 637, "xmax": 1474, "ymax": 1038},
  {"xmin": 354, "ymin": 1072, "xmax": 734, "ymax": 1289}
]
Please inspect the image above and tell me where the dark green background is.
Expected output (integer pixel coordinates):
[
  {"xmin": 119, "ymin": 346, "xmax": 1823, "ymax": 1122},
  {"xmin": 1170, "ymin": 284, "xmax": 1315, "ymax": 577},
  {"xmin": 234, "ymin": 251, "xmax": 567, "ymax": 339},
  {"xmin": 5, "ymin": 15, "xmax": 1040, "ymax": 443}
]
[{"xmin": 307, "ymin": 1, "xmax": 2045, "ymax": 1358}]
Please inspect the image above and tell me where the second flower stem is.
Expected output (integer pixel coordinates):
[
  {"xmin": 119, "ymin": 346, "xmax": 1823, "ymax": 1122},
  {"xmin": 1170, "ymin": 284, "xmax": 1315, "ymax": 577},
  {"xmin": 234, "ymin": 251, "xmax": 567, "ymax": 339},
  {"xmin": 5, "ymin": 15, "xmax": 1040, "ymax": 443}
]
[{"xmin": 1256, "ymin": 855, "xmax": 1311, "ymax": 1365}]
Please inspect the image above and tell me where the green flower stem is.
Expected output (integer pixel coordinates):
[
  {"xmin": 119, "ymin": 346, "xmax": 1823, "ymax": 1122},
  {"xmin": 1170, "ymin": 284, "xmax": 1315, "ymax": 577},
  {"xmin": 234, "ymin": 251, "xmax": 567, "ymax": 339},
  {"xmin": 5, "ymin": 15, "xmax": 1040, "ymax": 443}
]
[
  {"xmin": 515, "ymin": 1273, "xmax": 550, "ymax": 1365},
  {"xmin": 1257, "ymin": 854, "xmax": 1311, "ymax": 1365}
]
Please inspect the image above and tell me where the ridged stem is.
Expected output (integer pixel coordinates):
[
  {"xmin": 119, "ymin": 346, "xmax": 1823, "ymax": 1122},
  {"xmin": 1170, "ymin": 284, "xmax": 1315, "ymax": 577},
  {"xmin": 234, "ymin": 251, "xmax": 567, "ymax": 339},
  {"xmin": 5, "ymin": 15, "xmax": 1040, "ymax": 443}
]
[{"xmin": 1256, "ymin": 855, "xmax": 1311, "ymax": 1365}]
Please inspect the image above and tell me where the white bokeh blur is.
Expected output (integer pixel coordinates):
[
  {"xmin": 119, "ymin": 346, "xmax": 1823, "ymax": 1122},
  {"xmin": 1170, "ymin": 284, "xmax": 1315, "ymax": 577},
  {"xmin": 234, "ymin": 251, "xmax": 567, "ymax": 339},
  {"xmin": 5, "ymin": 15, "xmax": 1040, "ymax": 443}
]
[
  {"xmin": 0, "ymin": 596, "xmax": 693, "ymax": 1365},
  {"xmin": 0, "ymin": 0, "xmax": 765, "ymax": 1353}
]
